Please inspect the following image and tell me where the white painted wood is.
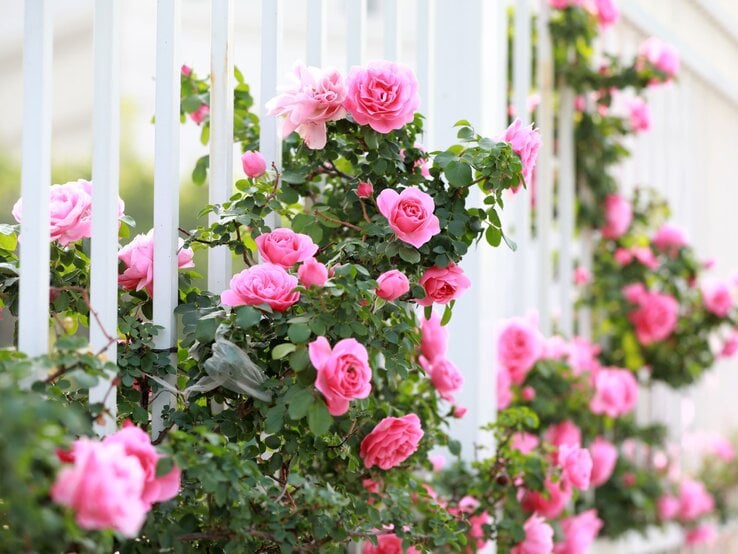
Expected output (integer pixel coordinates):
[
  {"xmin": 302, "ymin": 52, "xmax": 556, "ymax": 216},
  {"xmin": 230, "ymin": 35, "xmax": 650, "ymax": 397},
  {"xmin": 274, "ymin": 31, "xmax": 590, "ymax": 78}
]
[
  {"xmin": 415, "ymin": 0, "xmax": 434, "ymax": 140},
  {"xmin": 382, "ymin": 0, "xmax": 399, "ymax": 61},
  {"xmin": 557, "ymin": 87, "xmax": 575, "ymax": 337},
  {"xmin": 346, "ymin": 0, "xmax": 366, "ymax": 69},
  {"xmin": 18, "ymin": 0, "xmax": 52, "ymax": 364},
  {"xmin": 305, "ymin": 0, "xmax": 325, "ymax": 67},
  {"xmin": 151, "ymin": 0, "xmax": 181, "ymax": 439},
  {"xmin": 89, "ymin": 0, "xmax": 121, "ymax": 436},
  {"xmin": 208, "ymin": 0, "xmax": 235, "ymax": 294}
]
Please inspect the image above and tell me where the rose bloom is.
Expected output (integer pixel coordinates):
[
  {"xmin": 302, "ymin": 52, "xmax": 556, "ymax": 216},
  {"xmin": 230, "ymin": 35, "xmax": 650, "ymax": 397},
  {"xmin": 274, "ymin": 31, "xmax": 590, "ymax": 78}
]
[
  {"xmin": 548, "ymin": 0, "xmax": 583, "ymax": 8},
  {"xmin": 221, "ymin": 263, "xmax": 300, "ymax": 312},
  {"xmin": 631, "ymin": 246, "xmax": 659, "ymax": 270},
  {"xmin": 360, "ymin": 414, "xmax": 424, "ymax": 470},
  {"xmin": 362, "ymin": 533, "xmax": 421, "ymax": 554},
  {"xmin": 553, "ymin": 509, "xmax": 603, "ymax": 554},
  {"xmin": 589, "ymin": 437, "xmax": 618, "ymax": 487},
  {"xmin": 521, "ymin": 386, "xmax": 536, "ymax": 401},
  {"xmin": 601, "ymin": 193, "xmax": 632, "ymax": 239},
  {"xmin": 309, "ymin": 336, "xmax": 372, "ymax": 416},
  {"xmin": 189, "ymin": 103, "xmax": 209, "ymax": 124},
  {"xmin": 521, "ymin": 478, "xmax": 572, "ymax": 519},
  {"xmin": 573, "ymin": 265, "xmax": 591, "ymax": 285},
  {"xmin": 678, "ymin": 479, "xmax": 715, "ymax": 521},
  {"xmin": 377, "ymin": 187, "xmax": 441, "ymax": 248},
  {"xmin": 241, "ymin": 151, "xmax": 267, "ymax": 178},
  {"xmin": 685, "ymin": 523, "xmax": 718, "ymax": 547},
  {"xmin": 511, "ymin": 432, "xmax": 540, "ymax": 455},
  {"xmin": 420, "ymin": 355, "xmax": 464, "ymax": 401},
  {"xmin": 344, "ymin": 60, "xmax": 419, "ymax": 133},
  {"xmin": 448, "ymin": 498, "xmax": 491, "ymax": 552},
  {"xmin": 118, "ymin": 230, "xmax": 194, "ymax": 296},
  {"xmin": 181, "ymin": 64, "xmax": 192, "ymax": 76},
  {"xmin": 721, "ymin": 331, "xmax": 738, "ymax": 358},
  {"xmin": 543, "ymin": 335, "xmax": 569, "ymax": 360},
  {"xmin": 375, "ymin": 269, "xmax": 410, "ymax": 301},
  {"xmin": 593, "ymin": 0, "xmax": 619, "ymax": 27},
  {"xmin": 416, "ymin": 263, "xmax": 471, "ymax": 306},
  {"xmin": 419, "ymin": 311, "xmax": 448, "ymax": 361},
  {"xmin": 622, "ymin": 282, "xmax": 647, "ymax": 304},
  {"xmin": 701, "ymin": 279, "xmax": 734, "ymax": 317},
  {"xmin": 298, "ymin": 257, "xmax": 328, "ymax": 288},
  {"xmin": 511, "ymin": 515, "xmax": 554, "ymax": 554},
  {"xmin": 357, "ymin": 181, "xmax": 374, "ymax": 198},
  {"xmin": 428, "ymin": 453, "xmax": 446, "ymax": 472},
  {"xmin": 51, "ymin": 439, "xmax": 148, "ymax": 537},
  {"xmin": 614, "ymin": 247, "xmax": 634, "ymax": 265},
  {"xmin": 589, "ymin": 368, "xmax": 638, "ymax": 418},
  {"xmin": 266, "ymin": 63, "xmax": 347, "ymax": 149},
  {"xmin": 568, "ymin": 336, "xmax": 602, "ymax": 375},
  {"xmin": 710, "ymin": 436, "xmax": 736, "ymax": 462},
  {"xmin": 658, "ymin": 494, "xmax": 680, "ymax": 520},
  {"xmin": 497, "ymin": 366, "xmax": 513, "ymax": 410},
  {"xmin": 497, "ymin": 317, "xmax": 545, "ymax": 384},
  {"xmin": 255, "ymin": 228, "xmax": 318, "ymax": 268},
  {"xmin": 652, "ymin": 223, "xmax": 688, "ymax": 256},
  {"xmin": 453, "ymin": 405, "xmax": 467, "ymax": 418},
  {"xmin": 639, "ymin": 37, "xmax": 680, "ymax": 79},
  {"xmin": 628, "ymin": 290, "xmax": 679, "ymax": 345},
  {"xmin": 499, "ymin": 118, "xmax": 542, "ymax": 186},
  {"xmin": 545, "ymin": 420, "xmax": 582, "ymax": 449},
  {"xmin": 628, "ymin": 97, "xmax": 651, "ymax": 133},
  {"xmin": 558, "ymin": 444, "xmax": 593, "ymax": 490}
]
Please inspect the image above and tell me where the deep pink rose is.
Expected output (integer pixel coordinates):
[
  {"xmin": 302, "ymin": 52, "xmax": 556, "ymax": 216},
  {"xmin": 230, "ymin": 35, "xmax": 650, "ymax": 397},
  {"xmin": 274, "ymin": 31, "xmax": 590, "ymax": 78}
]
[
  {"xmin": 652, "ymin": 223, "xmax": 688, "ymax": 256},
  {"xmin": 419, "ymin": 311, "xmax": 448, "ymax": 361},
  {"xmin": 658, "ymin": 494, "xmax": 680, "ymax": 520},
  {"xmin": 298, "ymin": 257, "xmax": 328, "ymax": 288},
  {"xmin": 362, "ymin": 533, "xmax": 421, "ymax": 554},
  {"xmin": 377, "ymin": 187, "xmax": 440, "ymax": 248},
  {"xmin": 497, "ymin": 317, "xmax": 545, "ymax": 384},
  {"xmin": 499, "ymin": 118, "xmax": 542, "ymax": 186},
  {"xmin": 553, "ymin": 509, "xmax": 603, "ymax": 554},
  {"xmin": 601, "ymin": 194, "xmax": 632, "ymax": 239},
  {"xmin": 241, "ymin": 151, "xmax": 267, "ymax": 178},
  {"xmin": 545, "ymin": 420, "xmax": 582, "ymax": 449},
  {"xmin": 360, "ymin": 414, "xmax": 423, "ymax": 470},
  {"xmin": 453, "ymin": 405, "xmax": 467, "ymax": 418},
  {"xmin": 266, "ymin": 63, "xmax": 347, "ymax": 149},
  {"xmin": 685, "ymin": 523, "xmax": 718, "ymax": 547},
  {"xmin": 180, "ymin": 64, "xmax": 192, "ymax": 76},
  {"xmin": 639, "ymin": 37, "xmax": 680, "ymax": 79},
  {"xmin": 589, "ymin": 437, "xmax": 618, "ymax": 487},
  {"xmin": 702, "ymin": 280, "xmax": 734, "ymax": 317},
  {"xmin": 521, "ymin": 386, "xmax": 536, "ymax": 401},
  {"xmin": 51, "ymin": 439, "xmax": 148, "ymax": 537},
  {"xmin": 678, "ymin": 479, "xmax": 714, "ymax": 521},
  {"xmin": 416, "ymin": 263, "xmax": 471, "ymax": 306},
  {"xmin": 497, "ymin": 366, "xmax": 513, "ymax": 409},
  {"xmin": 589, "ymin": 368, "xmax": 638, "ymax": 418},
  {"xmin": 189, "ymin": 103, "xmax": 209, "ymax": 124},
  {"xmin": 221, "ymin": 263, "xmax": 300, "ymax": 312},
  {"xmin": 376, "ymin": 269, "xmax": 410, "ymax": 301},
  {"xmin": 628, "ymin": 290, "xmax": 679, "ymax": 345},
  {"xmin": 420, "ymin": 355, "xmax": 464, "ymax": 401},
  {"xmin": 309, "ymin": 336, "xmax": 372, "ymax": 416},
  {"xmin": 357, "ymin": 181, "xmax": 374, "ymax": 198},
  {"xmin": 511, "ymin": 432, "xmax": 540, "ymax": 455},
  {"xmin": 344, "ymin": 60, "xmax": 419, "ymax": 133},
  {"xmin": 628, "ymin": 97, "xmax": 651, "ymax": 132},
  {"xmin": 511, "ymin": 515, "xmax": 554, "ymax": 554},
  {"xmin": 255, "ymin": 228, "xmax": 318, "ymax": 268},
  {"xmin": 521, "ymin": 478, "xmax": 572, "ymax": 519},
  {"xmin": 593, "ymin": 0, "xmax": 619, "ymax": 27},
  {"xmin": 118, "ymin": 230, "xmax": 194, "ymax": 296},
  {"xmin": 559, "ymin": 444, "xmax": 592, "ymax": 490}
]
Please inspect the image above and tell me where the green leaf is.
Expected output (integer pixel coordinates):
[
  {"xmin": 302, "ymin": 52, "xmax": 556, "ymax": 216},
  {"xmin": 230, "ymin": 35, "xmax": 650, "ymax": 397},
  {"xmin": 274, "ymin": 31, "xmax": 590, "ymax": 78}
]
[
  {"xmin": 235, "ymin": 306, "xmax": 261, "ymax": 328},
  {"xmin": 272, "ymin": 343, "xmax": 297, "ymax": 360},
  {"xmin": 288, "ymin": 323, "xmax": 312, "ymax": 343},
  {"xmin": 445, "ymin": 160, "xmax": 473, "ymax": 188},
  {"xmin": 289, "ymin": 347, "xmax": 310, "ymax": 372},
  {"xmin": 288, "ymin": 388, "xmax": 315, "ymax": 420},
  {"xmin": 192, "ymin": 155, "xmax": 209, "ymax": 185},
  {"xmin": 398, "ymin": 246, "xmax": 421, "ymax": 264},
  {"xmin": 502, "ymin": 233, "xmax": 517, "ymax": 251},
  {"xmin": 155, "ymin": 456, "xmax": 174, "ymax": 477},
  {"xmin": 485, "ymin": 225, "xmax": 502, "ymax": 247},
  {"xmin": 441, "ymin": 304, "xmax": 453, "ymax": 326},
  {"xmin": 265, "ymin": 404, "xmax": 286, "ymax": 433},
  {"xmin": 448, "ymin": 439, "xmax": 462, "ymax": 456},
  {"xmin": 453, "ymin": 119, "xmax": 471, "ymax": 127},
  {"xmin": 307, "ymin": 400, "xmax": 332, "ymax": 436}
]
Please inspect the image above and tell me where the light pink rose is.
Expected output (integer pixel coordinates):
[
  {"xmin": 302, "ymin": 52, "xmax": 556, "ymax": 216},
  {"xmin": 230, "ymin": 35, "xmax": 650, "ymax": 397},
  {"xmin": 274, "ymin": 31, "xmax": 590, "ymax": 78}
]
[
  {"xmin": 721, "ymin": 331, "xmax": 738, "ymax": 358},
  {"xmin": 685, "ymin": 523, "xmax": 718, "ymax": 547},
  {"xmin": 601, "ymin": 194, "xmax": 632, "ymax": 239},
  {"xmin": 622, "ymin": 282, "xmax": 647, "ymax": 304},
  {"xmin": 344, "ymin": 60, "xmax": 419, "ymax": 133},
  {"xmin": 241, "ymin": 151, "xmax": 267, "ymax": 178},
  {"xmin": 357, "ymin": 181, "xmax": 374, "ymax": 198},
  {"xmin": 375, "ymin": 269, "xmax": 410, "ymax": 301},
  {"xmin": 521, "ymin": 478, "xmax": 572, "ymax": 519},
  {"xmin": 416, "ymin": 263, "xmax": 471, "ymax": 306},
  {"xmin": 589, "ymin": 437, "xmax": 618, "ymax": 487},
  {"xmin": 497, "ymin": 366, "xmax": 513, "ymax": 410},
  {"xmin": 428, "ymin": 453, "xmax": 446, "ymax": 472},
  {"xmin": 360, "ymin": 414, "xmax": 424, "ymax": 470},
  {"xmin": 652, "ymin": 223, "xmax": 688, "ymax": 256},
  {"xmin": 51, "ymin": 439, "xmax": 148, "ymax": 537},
  {"xmin": 545, "ymin": 420, "xmax": 583, "ymax": 449},
  {"xmin": 702, "ymin": 279, "xmax": 734, "ymax": 317},
  {"xmin": 639, "ymin": 37, "xmax": 680, "ymax": 79},
  {"xmin": 574, "ymin": 266, "xmax": 591, "ymax": 285},
  {"xmin": 554, "ymin": 509, "xmax": 603, "ymax": 554},
  {"xmin": 628, "ymin": 290, "xmax": 679, "ymax": 345},
  {"xmin": 511, "ymin": 515, "xmax": 554, "ymax": 554},
  {"xmin": 221, "ymin": 263, "xmax": 300, "ymax": 312},
  {"xmin": 298, "ymin": 257, "xmax": 328, "ymax": 288},
  {"xmin": 543, "ymin": 335, "xmax": 569, "ymax": 360},
  {"xmin": 614, "ymin": 247, "xmax": 634, "ymax": 265},
  {"xmin": 658, "ymin": 494, "xmax": 680, "ymax": 520},
  {"xmin": 511, "ymin": 432, "xmax": 540, "ymax": 455},
  {"xmin": 590, "ymin": 368, "xmax": 638, "ymax": 418},
  {"xmin": 628, "ymin": 97, "xmax": 651, "ymax": 132},
  {"xmin": 377, "ymin": 187, "xmax": 440, "ymax": 248},
  {"xmin": 499, "ymin": 118, "xmax": 542, "ymax": 186},
  {"xmin": 309, "ymin": 336, "xmax": 372, "ymax": 416},
  {"xmin": 710, "ymin": 436, "xmax": 736, "ymax": 462},
  {"xmin": 678, "ymin": 479, "xmax": 715, "ymax": 521},
  {"xmin": 559, "ymin": 444, "xmax": 593, "ymax": 490},
  {"xmin": 631, "ymin": 246, "xmax": 659, "ymax": 269},
  {"xmin": 419, "ymin": 312, "xmax": 448, "ymax": 362},
  {"xmin": 189, "ymin": 103, "xmax": 209, "ymax": 125},
  {"xmin": 118, "ymin": 230, "xmax": 194, "ymax": 296},
  {"xmin": 420, "ymin": 355, "xmax": 464, "ymax": 401},
  {"xmin": 266, "ymin": 63, "xmax": 347, "ymax": 149},
  {"xmin": 453, "ymin": 405, "xmax": 468, "ymax": 418},
  {"xmin": 362, "ymin": 533, "xmax": 420, "ymax": 554},
  {"xmin": 256, "ymin": 228, "xmax": 318, "ymax": 268},
  {"xmin": 497, "ymin": 317, "xmax": 545, "ymax": 384},
  {"xmin": 593, "ymin": 0, "xmax": 619, "ymax": 26},
  {"xmin": 568, "ymin": 337, "xmax": 602, "ymax": 375}
]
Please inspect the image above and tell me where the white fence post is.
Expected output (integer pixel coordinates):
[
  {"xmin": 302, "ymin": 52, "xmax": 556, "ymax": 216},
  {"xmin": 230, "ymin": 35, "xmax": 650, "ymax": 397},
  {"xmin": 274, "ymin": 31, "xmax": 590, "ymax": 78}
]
[
  {"xmin": 151, "ymin": 0, "xmax": 181, "ymax": 438},
  {"xmin": 416, "ymin": 0, "xmax": 434, "ymax": 143},
  {"xmin": 557, "ymin": 87, "xmax": 575, "ymax": 337},
  {"xmin": 18, "ymin": 0, "xmax": 52, "ymax": 365},
  {"xmin": 89, "ymin": 0, "xmax": 120, "ymax": 436},
  {"xmin": 305, "ymin": 0, "xmax": 326, "ymax": 67},
  {"xmin": 382, "ymin": 0, "xmax": 399, "ymax": 61},
  {"xmin": 346, "ymin": 0, "xmax": 366, "ymax": 69}
]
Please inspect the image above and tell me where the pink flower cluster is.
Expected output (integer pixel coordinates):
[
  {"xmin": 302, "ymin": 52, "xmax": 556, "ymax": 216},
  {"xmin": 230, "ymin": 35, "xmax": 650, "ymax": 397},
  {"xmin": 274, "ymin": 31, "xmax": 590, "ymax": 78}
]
[
  {"xmin": 496, "ymin": 316, "xmax": 545, "ymax": 384},
  {"xmin": 659, "ymin": 479, "xmax": 715, "ymax": 522},
  {"xmin": 639, "ymin": 37, "xmax": 680, "ymax": 80},
  {"xmin": 589, "ymin": 367, "xmax": 638, "ymax": 417},
  {"xmin": 601, "ymin": 193, "xmax": 632, "ymax": 239},
  {"xmin": 624, "ymin": 284, "xmax": 679, "ymax": 345},
  {"xmin": 628, "ymin": 97, "xmax": 651, "ymax": 133},
  {"xmin": 701, "ymin": 279, "xmax": 734, "ymax": 317},
  {"xmin": 418, "ymin": 312, "xmax": 464, "ymax": 403},
  {"xmin": 652, "ymin": 223, "xmax": 688, "ymax": 256},
  {"xmin": 499, "ymin": 118, "xmax": 542, "ymax": 187}
]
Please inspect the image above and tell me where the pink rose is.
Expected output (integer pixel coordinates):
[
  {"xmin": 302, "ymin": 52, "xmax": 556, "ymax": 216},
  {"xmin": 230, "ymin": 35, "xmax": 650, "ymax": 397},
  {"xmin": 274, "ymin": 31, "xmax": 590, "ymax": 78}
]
[
  {"xmin": 511, "ymin": 515, "xmax": 554, "ymax": 554},
  {"xmin": 559, "ymin": 444, "xmax": 593, "ymax": 490},
  {"xmin": 549, "ymin": 0, "xmax": 583, "ymax": 8},
  {"xmin": 344, "ymin": 60, "xmax": 419, "ymax": 133},
  {"xmin": 521, "ymin": 478, "xmax": 572, "ymax": 519},
  {"xmin": 189, "ymin": 103, "xmax": 209, "ymax": 124},
  {"xmin": 420, "ymin": 356, "xmax": 464, "ymax": 401},
  {"xmin": 362, "ymin": 533, "xmax": 420, "ymax": 554},
  {"xmin": 702, "ymin": 279, "xmax": 734, "ymax": 317},
  {"xmin": 497, "ymin": 317, "xmax": 545, "ymax": 384},
  {"xmin": 309, "ymin": 336, "xmax": 372, "ymax": 416},
  {"xmin": 357, "ymin": 181, "xmax": 374, "ymax": 198},
  {"xmin": 545, "ymin": 420, "xmax": 582, "ymax": 449},
  {"xmin": 521, "ymin": 386, "xmax": 536, "ymax": 401},
  {"xmin": 181, "ymin": 64, "xmax": 192, "ymax": 76},
  {"xmin": 658, "ymin": 494, "xmax": 680, "ymax": 520},
  {"xmin": 622, "ymin": 282, "xmax": 647, "ymax": 304},
  {"xmin": 628, "ymin": 97, "xmax": 651, "ymax": 132},
  {"xmin": 601, "ymin": 194, "xmax": 632, "ymax": 239},
  {"xmin": 543, "ymin": 335, "xmax": 569, "ymax": 360},
  {"xmin": 416, "ymin": 263, "xmax": 471, "ymax": 306},
  {"xmin": 400, "ymin": 144, "xmax": 432, "ymax": 178},
  {"xmin": 685, "ymin": 523, "xmax": 718, "ymax": 547},
  {"xmin": 710, "ymin": 436, "xmax": 736, "ymax": 462},
  {"xmin": 631, "ymin": 246, "xmax": 658, "ymax": 269},
  {"xmin": 375, "ymin": 269, "xmax": 410, "ymax": 301},
  {"xmin": 614, "ymin": 247, "xmax": 634, "ymax": 265},
  {"xmin": 298, "ymin": 257, "xmax": 328, "ymax": 288},
  {"xmin": 678, "ymin": 479, "xmax": 714, "ymax": 521},
  {"xmin": 221, "ymin": 263, "xmax": 300, "ymax": 312},
  {"xmin": 266, "ymin": 63, "xmax": 347, "ymax": 149},
  {"xmin": 639, "ymin": 37, "xmax": 680, "ymax": 79},
  {"xmin": 118, "ymin": 230, "xmax": 195, "ymax": 296},
  {"xmin": 628, "ymin": 290, "xmax": 679, "ymax": 345},
  {"xmin": 428, "ymin": 453, "xmax": 446, "ymax": 472},
  {"xmin": 574, "ymin": 266, "xmax": 591, "ymax": 285},
  {"xmin": 377, "ymin": 187, "xmax": 440, "ymax": 248},
  {"xmin": 363, "ymin": 478, "xmax": 380, "ymax": 494},
  {"xmin": 453, "ymin": 405, "xmax": 468, "ymax": 418},
  {"xmin": 589, "ymin": 437, "xmax": 618, "ymax": 487},
  {"xmin": 255, "ymin": 228, "xmax": 318, "ymax": 268},
  {"xmin": 568, "ymin": 337, "xmax": 602, "ymax": 375},
  {"xmin": 652, "ymin": 223, "xmax": 688, "ymax": 256},
  {"xmin": 589, "ymin": 368, "xmax": 638, "ymax": 417},
  {"xmin": 499, "ymin": 118, "xmax": 542, "ymax": 186},
  {"xmin": 497, "ymin": 366, "xmax": 513, "ymax": 410},
  {"xmin": 721, "ymin": 331, "xmax": 738, "ymax": 358},
  {"xmin": 51, "ymin": 439, "xmax": 149, "ymax": 537},
  {"xmin": 241, "ymin": 151, "xmax": 267, "ymax": 178},
  {"xmin": 511, "ymin": 432, "xmax": 540, "ymax": 455},
  {"xmin": 554, "ymin": 509, "xmax": 603, "ymax": 554},
  {"xmin": 360, "ymin": 414, "xmax": 424, "ymax": 470},
  {"xmin": 593, "ymin": 0, "xmax": 619, "ymax": 27},
  {"xmin": 419, "ymin": 312, "xmax": 448, "ymax": 361}
]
